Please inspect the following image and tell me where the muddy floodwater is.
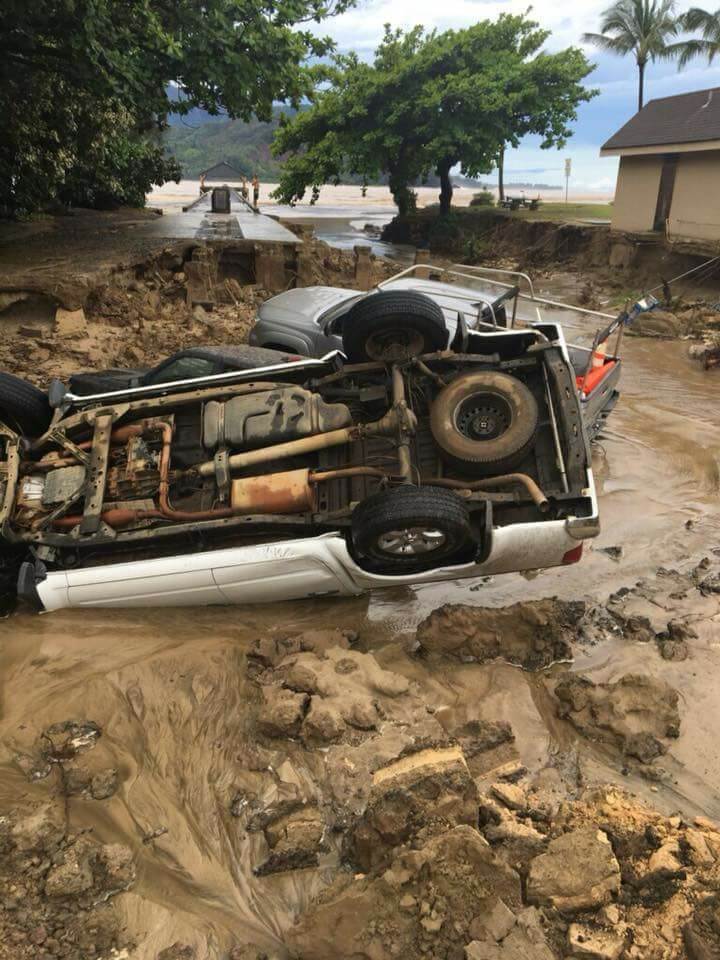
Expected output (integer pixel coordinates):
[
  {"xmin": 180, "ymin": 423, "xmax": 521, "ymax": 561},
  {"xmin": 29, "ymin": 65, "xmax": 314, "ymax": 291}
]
[{"xmin": 1, "ymin": 289, "xmax": 720, "ymax": 957}]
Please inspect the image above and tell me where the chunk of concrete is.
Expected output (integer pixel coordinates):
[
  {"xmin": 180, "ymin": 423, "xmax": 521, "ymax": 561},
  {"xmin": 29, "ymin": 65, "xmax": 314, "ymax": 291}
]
[
  {"xmin": 568, "ymin": 923, "xmax": 627, "ymax": 960},
  {"xmin": 351, "ymin": 746, "xmax": 478, "ymax": 871},
  {"xmin": 490, "ymin": 782, "xmax": 527, "ymax": 813},
  {"xmin": 256, "ymin": 686, "xmax": 309, "ymax": 738},
  {"xmin": 526, "ymin": 827, "xmax": 620, "ymax": 913},
  {"xmin": 55, "ymin": 307, "xmax": 87, "ymax": 338}
]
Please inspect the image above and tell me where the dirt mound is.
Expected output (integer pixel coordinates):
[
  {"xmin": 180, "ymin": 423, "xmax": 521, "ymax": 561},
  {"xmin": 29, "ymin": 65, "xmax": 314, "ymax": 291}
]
[
  {"xmin": 415, "ymin": 599, "xmax": 583, "ymax": 668},
  {"xmin": 554, "ymin": 673, "xmax": 681, "ymax": 763},
  {"xmin": 0, "ymin": 237, "xmax": 397, "ymax": 388},
  {"xmin": 0, "ymin": 800, "xmax": 133, "ymax": 959},
  {"xmin": 286, "ymin": 825, "xmax": 524, "ymax": 960}
]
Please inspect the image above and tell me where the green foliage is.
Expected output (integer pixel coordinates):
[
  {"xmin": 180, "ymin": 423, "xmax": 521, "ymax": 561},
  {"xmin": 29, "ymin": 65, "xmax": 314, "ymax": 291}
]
[
  {"xmin": 470, "ymin": 190, "xmax": 496, "ymax": 207},
  {"xmin": 672, "ymin": 7, "xmax": 720, "ymax": 66},
  {"xmin": 1, "ymin": 0, "xmax": 353, "ymax": 216},
  {"xmin": 164, "ymin": 110, "xmax": 294, "ymax": 180},
  {"xmin": 273, "ymin": 16, "xmax": 596, "ymax": 217}
]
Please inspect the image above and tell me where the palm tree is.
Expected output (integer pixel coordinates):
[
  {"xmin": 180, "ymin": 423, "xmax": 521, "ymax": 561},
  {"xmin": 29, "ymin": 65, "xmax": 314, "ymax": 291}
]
[
  {"xmin": 583, "ymin": 0, "xmax": 680, "ymax": 111},
  {"xmin": 672, "ymin": 7, "xmax": 720, "ymax": 66}
]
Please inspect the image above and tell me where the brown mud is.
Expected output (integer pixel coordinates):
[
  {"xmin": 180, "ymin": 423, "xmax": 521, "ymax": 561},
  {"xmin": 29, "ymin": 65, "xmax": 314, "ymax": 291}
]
[{"xmin": 0, "ymin": 234, "xmax": 720, "ymax": 957}]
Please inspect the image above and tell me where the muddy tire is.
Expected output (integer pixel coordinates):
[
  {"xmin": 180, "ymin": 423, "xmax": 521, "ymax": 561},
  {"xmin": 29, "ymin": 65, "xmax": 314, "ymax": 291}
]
[
  {"xmin": 430, "ymin": 370, "xmax": 538, "ymax": 475},
  {"xmin": 342, "ymin": 291, "xmax": 448, "ymax": 363},
  {"xmin": 0, "ymin": 372, "xmax": 52, "ymax": 437},
  {"xmin": 350, "ymin": 485, "xmax": 474, "ymax": 573}
]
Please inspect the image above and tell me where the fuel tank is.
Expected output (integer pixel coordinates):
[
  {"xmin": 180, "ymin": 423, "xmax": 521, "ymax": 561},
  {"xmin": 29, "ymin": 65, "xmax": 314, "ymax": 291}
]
[{"xmin": 203, "ymin": 387, "xmax": 351, "ymax": 450}]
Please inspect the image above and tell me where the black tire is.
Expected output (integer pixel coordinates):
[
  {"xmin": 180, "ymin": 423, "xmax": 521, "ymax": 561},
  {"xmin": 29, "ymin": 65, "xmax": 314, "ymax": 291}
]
[
  {"xmin": 430, "ymin": 371, "xmax": 538, "ymax": 475},
  {"xmin": 350, "ymin": 485, "xmax": 475, "ymax": 573},
  {"xmin": 0, "ymin": 372, "xmax": 52, "ymax": 437},
  {"xmin": 342, "ymin": 291, "xmax": 448, "ymax": 363}
]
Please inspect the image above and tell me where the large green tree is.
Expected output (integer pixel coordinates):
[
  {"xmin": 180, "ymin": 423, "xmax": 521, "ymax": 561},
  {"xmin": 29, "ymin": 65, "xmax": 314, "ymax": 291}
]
[
  {"xmin": 582, "ymin": 0, "xmax": 680, "ymax": 110},
  {"xmin": 272, "ymin": 16, "xmax": 595, "ymax": 217},
  {"xmin": 1, "ymin": 0, "xmax": 352, "ymax": 216}
]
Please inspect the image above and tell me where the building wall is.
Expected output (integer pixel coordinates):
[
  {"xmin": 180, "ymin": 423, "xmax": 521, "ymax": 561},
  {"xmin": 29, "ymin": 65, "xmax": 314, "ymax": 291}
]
[
  {"xmin": 611, "ymin": 156, "xmax": 664, "ymax": 232},
  {"xmin": 668, "ymin": 151, "xmax": 720, "ymax": 241}
]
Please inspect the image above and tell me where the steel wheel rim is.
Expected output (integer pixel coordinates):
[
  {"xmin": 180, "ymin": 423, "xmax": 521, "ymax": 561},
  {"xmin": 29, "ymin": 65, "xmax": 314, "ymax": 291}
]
[
  {"xmin": 454, "ymin": 391, "xmax": 512, "ymax": 441},
  {"xmin": 377, "ymin": 526, "xmax": 447, "ymax": 556}
]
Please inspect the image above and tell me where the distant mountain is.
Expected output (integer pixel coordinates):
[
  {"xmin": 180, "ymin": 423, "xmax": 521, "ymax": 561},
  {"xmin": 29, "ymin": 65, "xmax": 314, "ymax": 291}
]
[
  {"xmin": 163, "ymin": 110, "xmax": 486, "ymax": 187},
  {"xmin": 164, "ymin": 109, "xmax": 291, "ymax": 180}
]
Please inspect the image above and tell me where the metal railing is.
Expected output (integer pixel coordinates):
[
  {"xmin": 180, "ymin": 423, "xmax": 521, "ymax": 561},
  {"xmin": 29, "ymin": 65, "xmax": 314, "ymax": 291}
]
[{"xmin": 378, "ymin": 261, "xmax": 618, "ymax": 326}]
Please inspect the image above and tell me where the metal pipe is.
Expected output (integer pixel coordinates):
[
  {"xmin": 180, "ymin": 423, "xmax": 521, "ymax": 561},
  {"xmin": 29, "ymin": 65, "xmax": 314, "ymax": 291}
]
[
  {"xmin": 542, "ymin": 364, "xmax": 569, "ymax": 494},
  {"xmin": 391, "ymin": 365, "xmax": 413, "ymax": 483},
  {"xmin": 311, "ymin": 466, "xmax": 388, "ymax": 483},
  {"xmin": 196, "ymin": 426, "xmax": 360, "ymax": 479},
  {"xmin": 426, "ymin": 473, "xmax": 549, "ymax": 512}
]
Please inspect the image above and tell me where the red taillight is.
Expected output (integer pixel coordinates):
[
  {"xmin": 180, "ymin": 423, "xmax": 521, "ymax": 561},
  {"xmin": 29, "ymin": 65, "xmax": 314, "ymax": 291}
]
[{"xmin": 562, "ymin": 544, "xmax": 584, "ymax": 565}]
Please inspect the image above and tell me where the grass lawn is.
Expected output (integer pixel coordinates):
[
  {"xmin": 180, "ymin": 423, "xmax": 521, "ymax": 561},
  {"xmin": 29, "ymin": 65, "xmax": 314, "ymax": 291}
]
[{"xmin": 507, "ymin": 202, "xmax": 612, "ymax": 222}]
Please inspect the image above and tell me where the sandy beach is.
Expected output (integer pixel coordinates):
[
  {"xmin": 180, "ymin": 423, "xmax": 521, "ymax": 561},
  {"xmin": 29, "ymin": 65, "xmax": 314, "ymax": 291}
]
[{"xmin": 148, "ymin": 180, "xmax": 612, "ymax": 216}]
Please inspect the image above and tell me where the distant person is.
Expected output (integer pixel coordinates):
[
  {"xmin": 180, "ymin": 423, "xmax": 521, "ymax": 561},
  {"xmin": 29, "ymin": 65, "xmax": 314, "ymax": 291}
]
[
  {"xmin": 241, "ymin": 176, "xmax": 249, "ymax": 202},
  {"xmin": 252, "ymin": 174, "xmax": 260, "ymax": 209},
  {"xmin": 199, "ymin": 172, "xmax": 209, "ymax": 195}
]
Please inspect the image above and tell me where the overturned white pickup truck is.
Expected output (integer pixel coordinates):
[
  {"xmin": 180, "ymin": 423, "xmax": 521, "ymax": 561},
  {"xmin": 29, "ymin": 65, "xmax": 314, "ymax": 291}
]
[{"xmin": 0, "ymin": 286, "xmax": 602, "ymax": 611}]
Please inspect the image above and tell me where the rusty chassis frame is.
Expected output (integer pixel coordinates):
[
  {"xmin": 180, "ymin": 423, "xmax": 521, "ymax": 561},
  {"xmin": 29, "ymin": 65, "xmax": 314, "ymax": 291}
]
[{"xmin": 0, "ymin": 345, "xmax": 588, "ymax": 556}]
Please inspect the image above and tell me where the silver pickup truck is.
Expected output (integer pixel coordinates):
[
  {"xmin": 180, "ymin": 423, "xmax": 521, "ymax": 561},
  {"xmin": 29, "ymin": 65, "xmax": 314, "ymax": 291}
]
[{"xmin": 250, "ymin": 263, "xmax": 623, "ymax": 442}]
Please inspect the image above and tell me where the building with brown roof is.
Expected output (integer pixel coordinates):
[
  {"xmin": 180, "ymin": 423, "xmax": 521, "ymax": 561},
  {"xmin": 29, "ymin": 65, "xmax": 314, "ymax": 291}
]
[{"xmin": 601, "ymin": 88, "xmax": 720, "ymax": 242}]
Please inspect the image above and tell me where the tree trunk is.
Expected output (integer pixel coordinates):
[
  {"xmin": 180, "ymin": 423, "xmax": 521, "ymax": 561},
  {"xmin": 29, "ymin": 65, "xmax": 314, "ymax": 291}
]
[
  {"xmin": 438, "ymin": 159, "xmax": 453, "ymax": 216},
  {"xmin": 498, "ymin": 146, "xmax": 505, "ymax": 203},
  {"xmin": 638, "ymin": 61, "xmax": 645, "ymax": 111},
  {"xmin": 388, "ymin": 171, "xmax": 416, "ymax": 219}
]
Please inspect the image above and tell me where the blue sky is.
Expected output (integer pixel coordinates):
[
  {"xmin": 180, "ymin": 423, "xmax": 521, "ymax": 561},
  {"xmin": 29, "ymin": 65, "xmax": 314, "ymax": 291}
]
[{"xmin": 311, "ymin": 0, "xmax": 720, "ymax": 192}]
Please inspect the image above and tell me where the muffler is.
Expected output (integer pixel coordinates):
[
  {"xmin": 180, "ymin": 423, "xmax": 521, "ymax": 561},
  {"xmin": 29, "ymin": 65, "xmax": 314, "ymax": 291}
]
[{"xmin": 230, "ymin": 468, "xmax": 317, "ymax": 514}]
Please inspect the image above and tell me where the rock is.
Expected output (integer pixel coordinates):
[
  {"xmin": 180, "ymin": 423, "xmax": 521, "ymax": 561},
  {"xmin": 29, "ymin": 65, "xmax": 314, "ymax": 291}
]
[
  {"xmin": 255, "ymin": 806, "xmax": 324, "ymax": 875},
  {"xmin": 667, "ymin": 620, "xmax": 698, "ymax": 643},
  {"xmin": 647, "ymin": 840, "xmax": 683, "ymax": 875},
  {"xmin": 568, "ymin": 923, "xmax": 627, "ymax": 959},
  {"xmin": 483, "ymin": 818, "xmax": 547, "ymax": 856},
  {"xmin": 41, "ymin": 719, "xmax": 101, "ymax": 761},
  {"xmin": 526, "ymin": 827, "xmax": 620, "ymax": 913},
  {"xmin": 483, "ymin": 898, "xmax": 517, "ymax": 941},
  {"xmin": 351, "ymin": 747, "xmax": 479, "ymax": 872},
  {"xmin": 95, "ymin": 843, "xmax": 136, "ymax": 891},
  {"xmin": 256, "ymin": 686, "xmax": 309, "ymax": 738},
  {"xmin": 684, "ymin": 894, "xmax": 720, "ymax": 960},
  {"xmin": 684, "ymin": 828, "xmax": 716, "ymax": 866},
  {"xmin": 660, "ymin": 639, "xmax": 689, "ymax": 661},
  {"xmin": 416, "ymin": 599, "xmax": 582, "ymax": 669},
  {"xmin": 456, "ymin": 719, "xmax": 515, "ymax": 759},
  {"xmin": 699, "ymin": 574, "xmax": 720, "ymax": 596},
  {"xmin": 554, "ymin": 673, "xmax": 680, "ymax": 761},
  {"xmin": 340, "ymin": 697, "xmax": 378, "ymax": 730},
  {"xmin": 465, "ymin": 907, "xmax": 555, "ymax": 959},
  {"xmin": 91, "ymin": 767, "xmax": 119, "ymax": 799},
  {"xmin": 55, "ymin": 307, "xmax": 87, "ymax": 338},
  {"xmin": 156, "ymin": 945, "xmax": 196, "ymax": 960},
  {"xmin": 45, "ymin": 848, "xmax": 94, "ymax": 898},
  {"xmin": 624, "ymin": 731, "xmax": 666, "ymax": 764},
  {"xmin": 11, "ymin": 803, "xmax": 65, "ymax": 856},
  {"xmin": 490, "ymin": 782, "xmax": 527, "ymax": 813},
  {"xmin": 302, "ymin": 700, "xmax": 345, "ymax": 743},
  {"xmin": 286, "ymin": 826, "xmax": 522, "ymax": 960}
]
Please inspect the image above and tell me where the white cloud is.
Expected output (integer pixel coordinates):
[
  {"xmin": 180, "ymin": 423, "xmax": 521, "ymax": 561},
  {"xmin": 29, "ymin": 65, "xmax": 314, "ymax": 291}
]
[{"xmin": 308, "ymin": 0, "xmax": 718, "ymax": 191}]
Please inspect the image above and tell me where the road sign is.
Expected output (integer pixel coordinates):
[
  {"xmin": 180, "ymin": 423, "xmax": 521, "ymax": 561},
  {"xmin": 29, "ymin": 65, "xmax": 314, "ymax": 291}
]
[{"xmin": 564, "ymin": 158, "xmax": 572, "ymax": 203}]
